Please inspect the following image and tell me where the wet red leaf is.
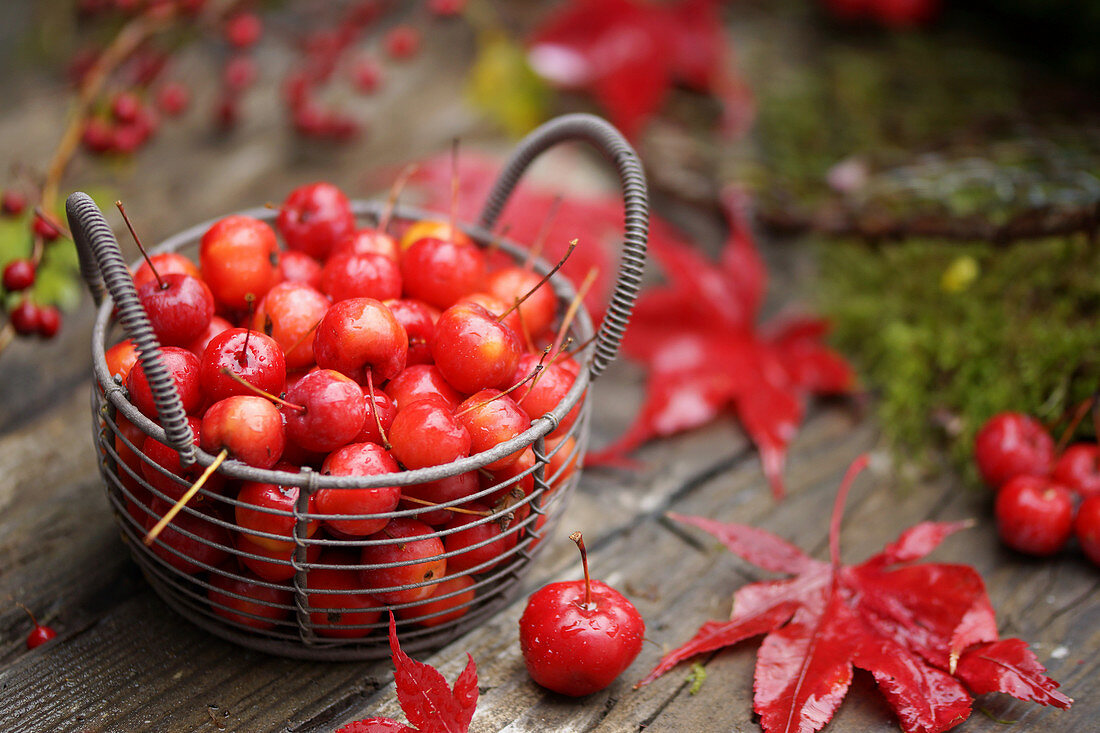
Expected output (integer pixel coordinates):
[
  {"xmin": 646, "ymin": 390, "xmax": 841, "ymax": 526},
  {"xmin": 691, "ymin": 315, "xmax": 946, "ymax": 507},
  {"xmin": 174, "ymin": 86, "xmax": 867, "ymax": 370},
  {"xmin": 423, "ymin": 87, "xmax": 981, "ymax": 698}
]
[
  {"xmin": 588, "ymin": 188, "xmax": 855, "ymax": 499},
  {"xmin": 337, "ymin": 613, "xmax": 478, "ymax": 733},
  {"xmin": 527, "ymin": 0, "xmax": 753, "ymax": 138},
  {"xmin": 637, "ymin": 457, "xmax": 1072, "ymax": 733}
]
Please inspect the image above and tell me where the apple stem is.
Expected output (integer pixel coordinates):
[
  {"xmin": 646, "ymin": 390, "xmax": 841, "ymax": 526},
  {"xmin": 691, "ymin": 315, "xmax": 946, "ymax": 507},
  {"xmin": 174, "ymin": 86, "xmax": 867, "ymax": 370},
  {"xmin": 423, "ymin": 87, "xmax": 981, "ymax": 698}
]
[
  {"xmin": 380, "ymin": 162, "xmax": 419, "ymax": 234},
  {"xmin": 498, "ymin": 239, "xmax": 577, "ymax": 323},
  {"xmin": 116, "ymin": 199, "xmax": 163, "ymax": 289},
  {"xmin": 448, "ymin": 137, "xmax": 460, "ymax": 243},
  {"xmin": 365, "ymin": 370, "xmax": 391, "ymax": 449},
  {"xmin": 511, "ymin": 295, "xmax": 536, "ymax": 352},
  {"xmin": 400, "ymin": 496, "xmax": 490, "ymax": 517},
  {"xmin": 551, "ymin": 266, "xmax": 599, "ymax": 359},
  {"xmin": 486, "ymin": 224, "xmax": 510, "ymax": 260},
  {"xmin": 284, "ymin": 316, "xmax": 323, "ymax": 360},
  {"xmin": 523, "ymin": 195, "xmax": 562, "ymax": 269},
  {"xmin": 240, "ymin": 294, "xmax": 256, "ymax": 364},
  {"xmin": 454, "ymin": 356, "xmax": 547, "ymax": 417},
  {"xmin": 564, "ymin": 334, "xmax": 596, "ymax": 360},
  {"xmin": 1056, "ymin": 395, "xmax": 1095, "ymax": 454},
  {"xmin": 143, "ymin": 449, "xmax": 228, "ymax": 546},
  {"xmin": 570, "ymin": 531, "xmax": 595, "ymax": 611},
  {"xmin": 15, "ymin": 601, "xmax": 41, "ymax": 628},
  {"xmin": 218, "ymin": 367, "xmax": 306, "ymax": 411}
]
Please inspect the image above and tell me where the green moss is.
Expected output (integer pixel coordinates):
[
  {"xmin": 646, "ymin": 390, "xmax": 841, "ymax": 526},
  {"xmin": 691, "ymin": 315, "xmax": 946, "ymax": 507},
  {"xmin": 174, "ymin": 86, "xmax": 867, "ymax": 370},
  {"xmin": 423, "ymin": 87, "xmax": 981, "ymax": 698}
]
[{"xmin": 817, "ymin": 236, "xmax": 1100, "ymax": 478}]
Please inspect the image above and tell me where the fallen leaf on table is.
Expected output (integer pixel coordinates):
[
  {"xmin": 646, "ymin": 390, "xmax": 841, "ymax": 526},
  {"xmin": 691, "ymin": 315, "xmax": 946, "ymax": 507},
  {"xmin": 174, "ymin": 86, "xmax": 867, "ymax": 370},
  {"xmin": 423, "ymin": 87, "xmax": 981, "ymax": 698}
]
[
  {"xmin": 337, "ymin": 613, "xmax": 478, "ymax": 733},
  {"xmin": 587, "ymin": 187, "xmax": 855, "ymax": 499},
  {"xmin": 526, "ymin": 0, "xmax": 754, "ymax": 139},
  {"xmin": 637, "ymin": 455, "xmax": 1073, "ymax": 733}
]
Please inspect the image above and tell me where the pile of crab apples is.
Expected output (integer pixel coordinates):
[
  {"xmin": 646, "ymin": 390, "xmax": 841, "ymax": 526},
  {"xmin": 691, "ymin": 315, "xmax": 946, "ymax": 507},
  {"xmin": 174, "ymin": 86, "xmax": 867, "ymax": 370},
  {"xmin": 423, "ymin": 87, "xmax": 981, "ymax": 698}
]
[{"xmin": 106, "ymin": 181, "xmax": 584, "ymax": 636}]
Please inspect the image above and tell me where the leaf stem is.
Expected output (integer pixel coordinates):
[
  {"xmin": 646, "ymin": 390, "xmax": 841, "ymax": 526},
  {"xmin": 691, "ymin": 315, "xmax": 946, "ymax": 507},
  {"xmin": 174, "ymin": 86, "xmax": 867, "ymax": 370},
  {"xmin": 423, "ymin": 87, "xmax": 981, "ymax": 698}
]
[{"xmin": 828, "ymin": 454, "xmax": 869, "ymax": 569}]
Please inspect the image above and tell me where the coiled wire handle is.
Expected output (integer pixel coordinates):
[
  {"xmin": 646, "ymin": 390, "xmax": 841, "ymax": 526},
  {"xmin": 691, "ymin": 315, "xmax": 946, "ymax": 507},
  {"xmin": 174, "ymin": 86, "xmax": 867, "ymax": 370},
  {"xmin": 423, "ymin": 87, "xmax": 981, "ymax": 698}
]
[
  {"xmin": 66, "ymin": 192, "xmax": 197, "ymax": 464},
  {"xmin": 478, "ymin": 113, "xmax": 648, "ymax": 380}
]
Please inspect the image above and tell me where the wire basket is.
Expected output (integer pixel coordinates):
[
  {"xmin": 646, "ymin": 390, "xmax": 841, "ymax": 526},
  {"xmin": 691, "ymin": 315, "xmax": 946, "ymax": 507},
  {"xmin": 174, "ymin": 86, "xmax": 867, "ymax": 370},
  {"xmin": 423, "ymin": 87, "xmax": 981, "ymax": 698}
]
[{"xmin": 69, "ymin": 114, "xmax": 648, "ymax": 660}]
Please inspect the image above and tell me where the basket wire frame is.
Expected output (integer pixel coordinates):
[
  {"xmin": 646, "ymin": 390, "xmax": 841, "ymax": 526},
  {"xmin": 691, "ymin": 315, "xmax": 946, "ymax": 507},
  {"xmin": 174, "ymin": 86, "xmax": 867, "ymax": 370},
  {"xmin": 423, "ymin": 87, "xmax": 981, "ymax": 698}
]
[{"xmin": 74, "ymin": 113, "xmax": 648, "ymax": 660}]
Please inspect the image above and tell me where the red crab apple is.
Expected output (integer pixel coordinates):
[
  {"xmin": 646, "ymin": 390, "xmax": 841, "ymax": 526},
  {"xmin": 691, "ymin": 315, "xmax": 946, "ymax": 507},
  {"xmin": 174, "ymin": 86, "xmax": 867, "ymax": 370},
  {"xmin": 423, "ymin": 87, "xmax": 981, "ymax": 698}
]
[
  {"xmin": 306, "ymin": 556, "xmax": 383, "ymax": 638},
  {"xmin": 1052, "ymin": 443, "xmax": 1100, "ymax": 499},
  {"xmin": 389, "ymin": 398, "xmax": 471, "ymax": 469},
  {"xmin": 282, "ymin": 368, "xmax": 367, "ymax": 453},
  {"xmin": 974, "ymin": 412, "xmax": 1055, "ymax": 490},
  {"xmin": 199, "ymin": 215, "xmax": 281, "ymax": 311},
  {"xmin": 359, "ymin": 518, "xmax": 446, "ymax": 604},
  {"xmin": 313, "ymin": 297, "xmax": 408, "ymax": 383},
  {"xmin": 384, "ymin": 299, "xmax": 438, "ymax": 366},
  {"xmin": 277, "ymin": 182, "xmax": 355, "ymax": 260},
  {"xmin": 236, "ymin": 479, "xmax": 320, "ymax": 551},
  {"xmin": 995, "ymin": 475, "xmax": 1075, "ymax": 557},
  {"xmin": 485, "ymin": 266, "xmax": 557, "ymax": 337},
  {"xmin": 200, "ymin": 395, "xmax": 285, "ymax": 469},
  {"xmin": 442, "ymin": 503, "xmax": 519, "ymax": 575},
  {"xmin": 398, "ymin": 573, "xmax": 477, "ymax": 628},
  {"xmin": 276, "ymin": 249, "xmax": 324, "ymax": 290},
  {"xmin": 237, "ymin": 533, "xmax": 321, "ymax": 582},
  {"xmin": 136, "ymin": 272, "xmax": 214, "ymax": 347},
  {"xmin": 400, "ymin": 236, "xmax": 485, "ymax": 310},
  {"xmin": 398, "ymin": 219, "xmax": 474, "ymax": 251},
  {"xmin": 519, "ymin": 531, "xmax": 644, "ymax": 696},
  {"xmin": 126, "ymin": 345, "xmax": 203, "ymax": 419},
  {"xmin": 1076, "ymin": 495, "xmax": 1100, "ymax": 566},
  {"xmin": 431, "ymin": 301, "xmax": 521, "ymax": 394},
  {"xmin": 144, "ymin": 497, "xmax": 231, "ymax": 575},
  {"xmin": 384, "ymin": 364, "xmax": 462, "ymax": 411},
  {"xmin": 252, "ymin": 281, "xmax": 329, "ymax": 370},
  {"xmin": 17, "ymin": 604, "xmax": 56, "ymax": 650},
  {"xmin": 207, "ymin": 569, "xmax": 292, "ymax": 631},
  {"xmin": 316, "ymin": 442, "xmax": 402, "ymax": 536},
  {"xmin": 131, "ymin": 252, "xmax": 200, "ymax": 293},
  {"xmin": 199, "ymin": 327, "xmax": 287, "ymax": 404}
]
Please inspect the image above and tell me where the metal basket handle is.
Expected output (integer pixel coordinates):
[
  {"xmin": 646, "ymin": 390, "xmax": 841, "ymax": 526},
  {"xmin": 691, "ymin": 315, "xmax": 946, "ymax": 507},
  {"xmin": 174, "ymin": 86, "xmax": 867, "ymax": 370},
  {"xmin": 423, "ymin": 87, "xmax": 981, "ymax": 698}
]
[
  {"xmin": 478, "ymin": 113, "xmax": 648, "ymax": 380},
  {"xmin": 66, "ymin": 192, "xmax": 197, "ymax": 463}
]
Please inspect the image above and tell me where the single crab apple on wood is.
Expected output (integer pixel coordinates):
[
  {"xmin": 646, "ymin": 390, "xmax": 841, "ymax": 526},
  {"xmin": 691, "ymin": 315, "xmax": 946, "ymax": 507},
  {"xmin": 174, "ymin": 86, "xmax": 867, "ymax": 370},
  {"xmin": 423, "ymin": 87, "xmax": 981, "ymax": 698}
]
[{"xmin": 519, "ymin": 531, "xmax": 645, "ymax": 696}]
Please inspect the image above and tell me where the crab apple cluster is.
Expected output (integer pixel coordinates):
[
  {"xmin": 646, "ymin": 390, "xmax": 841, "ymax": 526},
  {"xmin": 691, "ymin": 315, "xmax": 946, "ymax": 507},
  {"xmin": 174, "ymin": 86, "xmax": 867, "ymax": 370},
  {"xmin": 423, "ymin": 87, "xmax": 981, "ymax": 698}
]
[
  {"xmin": 111, "ymin": 180, "xmax": 587, "ymax": 637},
  {"xmin": 975, "ymin": 411, "xmax": 1100, "ymax": 564},
  {"xmin": 1, "ymin": 202, "xmax": 64, "ymax": 341}
]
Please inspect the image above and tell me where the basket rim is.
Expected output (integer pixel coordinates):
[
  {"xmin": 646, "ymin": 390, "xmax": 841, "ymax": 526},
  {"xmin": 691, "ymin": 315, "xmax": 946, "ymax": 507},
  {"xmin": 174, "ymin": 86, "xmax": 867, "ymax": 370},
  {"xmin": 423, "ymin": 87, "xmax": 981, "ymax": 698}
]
[{"xmin": 92, "ymin": 198, "xmax": 597, "ymax": 491}]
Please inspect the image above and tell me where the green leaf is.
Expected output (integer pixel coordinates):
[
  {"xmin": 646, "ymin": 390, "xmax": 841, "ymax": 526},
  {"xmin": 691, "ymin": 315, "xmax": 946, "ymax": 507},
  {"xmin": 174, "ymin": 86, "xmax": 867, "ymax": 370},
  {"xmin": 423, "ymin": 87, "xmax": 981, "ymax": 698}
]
[{"xmin": 466, "ymin": 31, "xmax": 552, "ymax": 137}]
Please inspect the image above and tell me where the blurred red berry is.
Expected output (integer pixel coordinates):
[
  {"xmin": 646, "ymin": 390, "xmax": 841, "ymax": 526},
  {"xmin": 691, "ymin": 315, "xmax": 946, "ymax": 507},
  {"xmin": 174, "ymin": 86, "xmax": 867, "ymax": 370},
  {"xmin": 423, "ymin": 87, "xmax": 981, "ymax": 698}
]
[
  {"xmin": 37, "ymin": 305, "xmax": 62, "ymax": 339},
  {"xmin": 224, "ymin": 55, "xmax": 258, "ymax": 92},
  {"xmin": 350, "ymin": 57, "xmax": 381, "ymax": 93},
  {"xmin": 1, "ymin": 190, "xmax": 26, "ymax": 216},
  {"xmin": 429, "ymin": 0, "xmax": 466, "ymax": 17},
  {"xmin": 81, "ymin": 117, "xmax": 114, "ymax": 154},
  {"xmin": 384, "ymin": 25, "xmax": 420, "ymax": 60},
  {"xmin": 10, "ymin": 299, "xmax": 41, "ymax": 335},
  {"xmin": 3, "ymin": 259, "xmax": 36, "ymax": 292},
  {"xmin": 32, "ymin": 213, "xmax": 62, "ymax": 242},
  {"xmin": 214, "ymin": 97, "xmax": 240, "ymax": 130},
  {"xmin": 225, "ymin": 12, "xmax": 262, "ymax": 49},
  {"xmin": 110, "ymin": 91, "xmax": 142, "ymax": 124},
  {"xmin": 157, "ymin": 81, "xmax": 190, "ymax": 115}
]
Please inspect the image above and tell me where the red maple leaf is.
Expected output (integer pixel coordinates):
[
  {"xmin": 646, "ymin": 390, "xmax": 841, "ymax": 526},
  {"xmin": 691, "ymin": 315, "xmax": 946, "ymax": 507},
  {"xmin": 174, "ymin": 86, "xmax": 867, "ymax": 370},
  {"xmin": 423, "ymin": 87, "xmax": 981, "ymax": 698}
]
[
  {"xmin": 636, "ymin": 456, "xmax": 1073, "ymax": 733},
  {"xmin": 526, "ymin": 0, "xmax": 755, "ymax": 139},
  {"xmin": 337, "ymin": 613, "xmax": 478, "ymax": 733},
  {"xmin": 588, "ymin": 188, "xmax": 855, "ymax": 499}
]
